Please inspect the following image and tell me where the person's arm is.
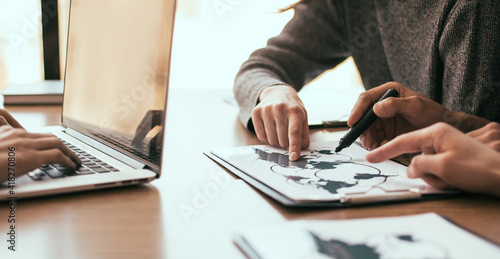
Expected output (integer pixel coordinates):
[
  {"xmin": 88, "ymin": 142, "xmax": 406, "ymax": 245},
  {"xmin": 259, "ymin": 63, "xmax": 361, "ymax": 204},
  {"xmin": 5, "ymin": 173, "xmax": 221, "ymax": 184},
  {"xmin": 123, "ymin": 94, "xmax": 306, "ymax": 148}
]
[
  {"xmin": 438, "ymin": 1, "xmax": 500, "ymax": 125},
  {"xmin": 366, "ymin": 123, "xmax": 500, "ymax": 197},
  {"xmin": 251, "ymin": 84, "xmax": 309, "ymax": 161},
  {"xmin": 234, "ymin": 0, "xmax": 350, "ymax": 160},
  {"xmin": 347, "ymin": 82, "xmax": 491, "ymax": 150},
  {"xmin": 0, "ymin": 109, "xmax": 25, "ymax": 129},
  {"xmin": 348, "ymin": 1, "xmax": 500, "ymax": 150},
  {"xmin": 0, "ymin": 109, "xmax": 81, "ymax": 183}
]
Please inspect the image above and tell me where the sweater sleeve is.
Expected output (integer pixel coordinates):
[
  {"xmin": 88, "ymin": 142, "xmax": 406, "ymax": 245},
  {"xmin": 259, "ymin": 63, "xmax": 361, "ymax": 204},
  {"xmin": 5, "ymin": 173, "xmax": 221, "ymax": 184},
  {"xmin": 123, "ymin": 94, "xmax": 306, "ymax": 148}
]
[
  {"xmin": 439, "ymin": 0, "xmax": 500, "ymax": 124},
  {"xmin": 233, "ymin": 0, "xmax": 350, "ymax": 129}
]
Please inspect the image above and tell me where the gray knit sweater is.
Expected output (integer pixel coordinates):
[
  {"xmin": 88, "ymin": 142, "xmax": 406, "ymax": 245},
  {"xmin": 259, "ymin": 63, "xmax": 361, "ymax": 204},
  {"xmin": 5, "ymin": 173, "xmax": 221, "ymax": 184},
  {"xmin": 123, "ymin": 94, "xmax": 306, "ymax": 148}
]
[{"xmin": 234, "ymin": 0, "xmax": 500, "ymax": 129}]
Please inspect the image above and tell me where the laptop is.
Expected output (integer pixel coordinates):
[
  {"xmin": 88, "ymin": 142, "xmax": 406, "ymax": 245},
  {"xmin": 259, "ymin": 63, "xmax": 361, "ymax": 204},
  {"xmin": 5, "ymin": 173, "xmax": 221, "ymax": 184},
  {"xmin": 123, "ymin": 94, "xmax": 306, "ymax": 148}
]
[{"xmin": 0, "ymin": 0, "xmax": 177, "ymax": 200}]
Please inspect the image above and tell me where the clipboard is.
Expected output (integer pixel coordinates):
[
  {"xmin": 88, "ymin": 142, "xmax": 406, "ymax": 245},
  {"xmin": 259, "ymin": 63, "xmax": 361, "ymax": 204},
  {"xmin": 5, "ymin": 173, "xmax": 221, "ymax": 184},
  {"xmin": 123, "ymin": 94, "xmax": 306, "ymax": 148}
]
[{"xmin": 205, "ymin": 141, "xmax": 458, "ymax": 207}]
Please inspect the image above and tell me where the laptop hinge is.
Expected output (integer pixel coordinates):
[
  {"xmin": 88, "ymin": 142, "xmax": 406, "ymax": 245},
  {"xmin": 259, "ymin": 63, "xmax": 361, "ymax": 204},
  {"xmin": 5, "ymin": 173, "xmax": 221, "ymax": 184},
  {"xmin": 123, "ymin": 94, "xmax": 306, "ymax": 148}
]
[{"xmin": 64, "ymin": 128, "xmax": 147, "ymax": 170}]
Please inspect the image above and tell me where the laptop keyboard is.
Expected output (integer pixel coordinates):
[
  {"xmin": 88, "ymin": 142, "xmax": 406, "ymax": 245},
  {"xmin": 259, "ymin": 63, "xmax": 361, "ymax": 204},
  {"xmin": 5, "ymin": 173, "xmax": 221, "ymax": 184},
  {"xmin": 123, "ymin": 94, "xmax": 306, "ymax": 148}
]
[{"xmin": 28, "ymin": 140, "xmax": 119, "ymax": 181}]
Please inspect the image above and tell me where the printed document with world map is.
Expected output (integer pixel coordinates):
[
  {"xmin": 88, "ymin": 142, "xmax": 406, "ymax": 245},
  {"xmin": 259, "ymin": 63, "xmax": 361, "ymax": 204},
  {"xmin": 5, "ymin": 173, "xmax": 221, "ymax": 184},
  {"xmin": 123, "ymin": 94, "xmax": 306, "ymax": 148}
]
[
  {"xmin": 233, "ymin": 213, "xmax": 500, "ymax": 259},
  {"xmin": 206, "ymin": 141, "xmax": 457, "ymax": 206}
]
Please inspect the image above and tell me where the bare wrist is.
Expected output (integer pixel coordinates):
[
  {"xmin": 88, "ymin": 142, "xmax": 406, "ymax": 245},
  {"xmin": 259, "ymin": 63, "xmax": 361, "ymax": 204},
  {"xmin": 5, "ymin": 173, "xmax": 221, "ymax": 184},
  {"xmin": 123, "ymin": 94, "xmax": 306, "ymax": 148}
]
[
  {"xmin": 445, "ymin": 111, "xmax": 491, "ymax": 133},
  {"xmin": 259, "ymin": 84, "xmax": 295, "ymax": 102}
]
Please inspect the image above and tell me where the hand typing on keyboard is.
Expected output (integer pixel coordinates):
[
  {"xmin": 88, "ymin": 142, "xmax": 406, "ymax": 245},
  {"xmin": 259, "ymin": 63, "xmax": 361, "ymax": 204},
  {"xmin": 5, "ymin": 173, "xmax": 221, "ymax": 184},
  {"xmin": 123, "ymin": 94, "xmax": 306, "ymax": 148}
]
[
  {"xmin": 31, "ymin": 141, "xmax": 119, "ymax": 180},
  {"xmin": 0, "ymin": 109, "xmax": 81, "ymax": 183}
]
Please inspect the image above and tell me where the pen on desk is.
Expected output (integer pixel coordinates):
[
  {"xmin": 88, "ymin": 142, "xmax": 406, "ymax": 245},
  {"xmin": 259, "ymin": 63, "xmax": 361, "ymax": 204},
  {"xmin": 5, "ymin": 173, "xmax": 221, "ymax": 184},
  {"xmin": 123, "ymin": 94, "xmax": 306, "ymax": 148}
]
[
  {"xmin": 308, "ymin": 120, "xmax": 348, "ymax": 129},
  {"xmin": 335, "ymin": 88, "xmax": 399, "ymax": 153}
]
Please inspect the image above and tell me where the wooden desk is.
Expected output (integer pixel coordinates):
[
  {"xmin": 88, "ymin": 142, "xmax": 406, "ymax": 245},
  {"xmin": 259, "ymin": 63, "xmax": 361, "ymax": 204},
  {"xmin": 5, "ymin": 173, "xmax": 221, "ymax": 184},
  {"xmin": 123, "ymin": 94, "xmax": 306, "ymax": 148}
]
[{"xmin": 1, "ymin": 89, "xmax": 500, "ymax": 258}]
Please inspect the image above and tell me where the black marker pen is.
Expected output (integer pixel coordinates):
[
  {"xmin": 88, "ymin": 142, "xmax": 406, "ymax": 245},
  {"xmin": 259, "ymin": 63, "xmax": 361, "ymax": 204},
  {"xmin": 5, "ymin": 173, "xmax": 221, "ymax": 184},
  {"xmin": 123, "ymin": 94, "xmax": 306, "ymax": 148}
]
[{"xmin": 335, "ymin": 88, "xmax": 399, "ymax": 153}]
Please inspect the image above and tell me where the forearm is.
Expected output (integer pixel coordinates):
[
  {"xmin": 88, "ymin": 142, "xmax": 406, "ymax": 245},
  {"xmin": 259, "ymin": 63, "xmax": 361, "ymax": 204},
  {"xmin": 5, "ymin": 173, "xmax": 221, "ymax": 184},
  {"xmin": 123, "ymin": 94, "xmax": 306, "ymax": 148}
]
[
  {"xmin": 439, "ymin": 0, "xmax": 500, "ymax": 123},
  {"xmin": 233, "ymin": 0, "xmax": 349, "ymax": 129},
  {"xmin": 234, "ymin": 69, "xmax": 290, "ymax": 129}
]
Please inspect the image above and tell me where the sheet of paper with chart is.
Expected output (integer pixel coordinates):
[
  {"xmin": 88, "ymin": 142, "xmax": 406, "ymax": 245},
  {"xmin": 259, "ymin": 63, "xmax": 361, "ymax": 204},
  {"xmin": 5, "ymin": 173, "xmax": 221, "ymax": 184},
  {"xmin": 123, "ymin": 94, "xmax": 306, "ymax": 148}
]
[
  {"xmin": 207, "ymin": 141, "xmax": 457, "ymax": 206},
  {"xmin": 234, "ymin": 213, "xmax": 500, "ymax": 259}
]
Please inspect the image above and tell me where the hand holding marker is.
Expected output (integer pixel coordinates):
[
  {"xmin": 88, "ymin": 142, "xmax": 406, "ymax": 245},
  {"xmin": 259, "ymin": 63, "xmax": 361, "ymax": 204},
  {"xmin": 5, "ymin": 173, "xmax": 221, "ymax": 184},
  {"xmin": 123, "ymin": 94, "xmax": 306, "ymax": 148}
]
[{"xmin": 335, "ymin": 88, "xmax": 399, "ymax": 153}]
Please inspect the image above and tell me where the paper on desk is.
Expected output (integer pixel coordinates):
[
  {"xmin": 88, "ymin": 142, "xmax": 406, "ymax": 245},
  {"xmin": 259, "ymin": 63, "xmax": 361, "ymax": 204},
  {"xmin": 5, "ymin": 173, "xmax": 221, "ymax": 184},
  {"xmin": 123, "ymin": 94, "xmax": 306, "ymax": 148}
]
[
  {"xmin": 235, "ymin": 213, "xmax": 500, "ymax": 259},
  {"xmin": 210, "ymin": 141, "xmax": 451, "ymax": 204}
]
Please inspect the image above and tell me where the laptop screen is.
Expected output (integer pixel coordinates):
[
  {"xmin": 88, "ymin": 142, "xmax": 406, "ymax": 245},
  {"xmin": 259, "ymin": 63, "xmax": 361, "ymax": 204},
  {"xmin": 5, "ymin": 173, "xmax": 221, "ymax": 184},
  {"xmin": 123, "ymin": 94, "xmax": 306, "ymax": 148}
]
[{"xmin": 62, "ymin": 0, "xmax": 176, "ymax": 172}]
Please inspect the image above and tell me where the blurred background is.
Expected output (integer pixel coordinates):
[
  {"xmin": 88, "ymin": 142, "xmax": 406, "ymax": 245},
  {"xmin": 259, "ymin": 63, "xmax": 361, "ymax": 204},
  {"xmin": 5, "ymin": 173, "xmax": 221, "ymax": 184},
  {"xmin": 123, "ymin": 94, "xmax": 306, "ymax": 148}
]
[{"xmin": 0, "ymin": 0, "xmax": 361, "ymax": 92}]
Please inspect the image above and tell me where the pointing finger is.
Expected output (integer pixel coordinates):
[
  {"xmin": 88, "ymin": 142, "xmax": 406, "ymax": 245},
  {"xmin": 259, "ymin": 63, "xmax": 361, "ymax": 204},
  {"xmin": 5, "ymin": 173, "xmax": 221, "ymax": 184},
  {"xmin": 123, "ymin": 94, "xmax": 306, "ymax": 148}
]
[{"xmin": 288, "ymin": 113, "xmax": 304, "ymax": 161}]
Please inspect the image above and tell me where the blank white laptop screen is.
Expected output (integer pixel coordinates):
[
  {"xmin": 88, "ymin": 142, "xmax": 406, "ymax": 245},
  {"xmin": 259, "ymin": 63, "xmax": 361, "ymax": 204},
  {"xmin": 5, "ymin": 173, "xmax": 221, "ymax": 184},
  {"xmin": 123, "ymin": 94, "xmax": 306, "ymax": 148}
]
[
  {"xmin": 0, "ymin": 0, "xmax": 176, "ymax": 200},
  {"xmin": 62, "ymin": 0, "xmax": 175, "ymax": 172}
]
